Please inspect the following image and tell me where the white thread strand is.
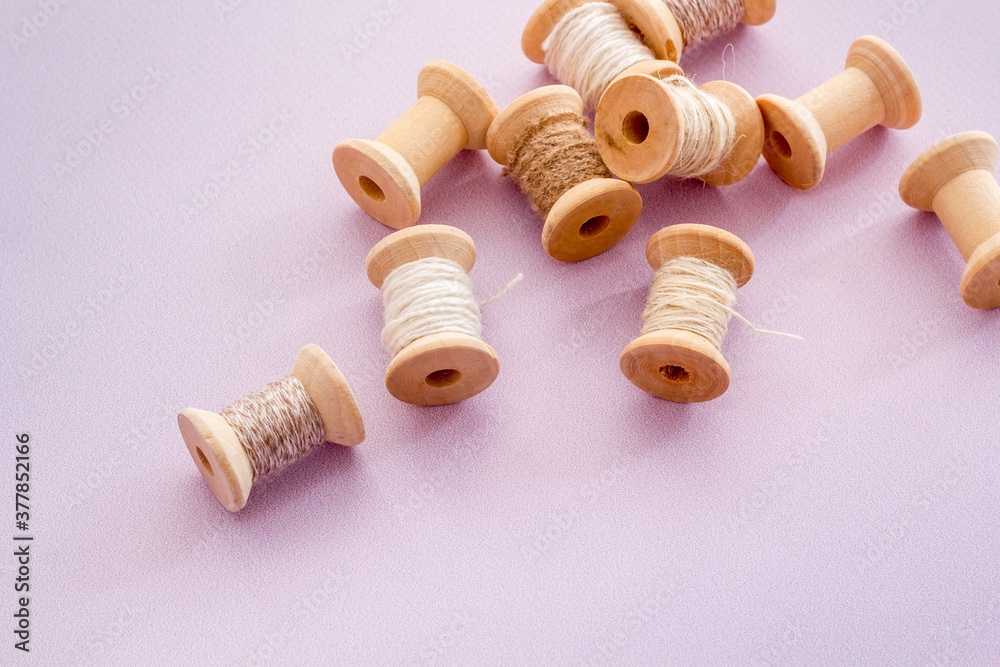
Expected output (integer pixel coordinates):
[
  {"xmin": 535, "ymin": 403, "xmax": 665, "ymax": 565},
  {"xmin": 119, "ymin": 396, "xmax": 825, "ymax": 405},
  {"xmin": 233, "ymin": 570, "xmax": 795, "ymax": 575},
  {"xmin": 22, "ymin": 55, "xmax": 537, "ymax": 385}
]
[
  {"xmin": 661, "ymin": 75, "xmax": 735, "ymax": 178},
  {"xmin": 380, "ymin": 257, "xmax": 483, "ymax": 358},
  {"xmin": 220, "ymin": 375, "xmax": 326, "ymax": 481},
  {"xmin": 543, "ymin": 2, "xmax": 655, "ymax": 110},
  {"xmin": 642, "ymin": 256, "xmax": 803, "ymax": 345},
  {"xmin": 660, "ymin": 0, "xmax": 745, "ymax": 49},
  {"xmin": 642, "ymin": 257, "xmax": 737, "ymax": 347}
]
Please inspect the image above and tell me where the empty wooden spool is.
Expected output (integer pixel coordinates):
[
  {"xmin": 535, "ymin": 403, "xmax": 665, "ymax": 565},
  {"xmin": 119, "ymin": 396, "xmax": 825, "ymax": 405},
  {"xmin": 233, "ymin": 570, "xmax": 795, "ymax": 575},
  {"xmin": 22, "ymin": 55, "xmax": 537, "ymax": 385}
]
[
  {"xmin": 366, "ymin": 225, "xmax": 500, "ymax": 405},
  {"xmin": 620, "ymin": 224, "xmax": 754, "ymax": 402},
  {"xmin": 486, "ymin": 85, "xmax": 642, "ymax": 262},
  {"xmin": 899, "ymin": 131, "xmax": 1000, "ymax": 309},
  {"xmin": 757, "ymin": 35, "xmax": 922, "ymax": 190},
  {"xmin": 333, "ymin": 61, "xmax": 498, "ymax": 229},
  {"xmin": 177, "ymin": 344, "xmax": 365, "ymax": 512},
  {"xmin": 595, "ymin": 61, "xmax": 764, "ymax": 185}
]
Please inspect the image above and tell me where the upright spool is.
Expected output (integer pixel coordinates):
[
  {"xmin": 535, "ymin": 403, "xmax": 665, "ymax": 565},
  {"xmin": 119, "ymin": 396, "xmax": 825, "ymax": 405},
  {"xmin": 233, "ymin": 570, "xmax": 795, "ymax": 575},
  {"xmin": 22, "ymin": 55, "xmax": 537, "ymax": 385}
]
[
  {"xmin": 595, "ymin": 61, "xmax": 764, "ymax": 185},
  {"xmin": 522, "ymin": 0, "xmax": 776, "ymax": 107},
  {"xmin": 333, "ymin": 61, "xmax": 498, "ymax": 229},
  {"xmin": 620, "ymin": 224, "xmax": 754, "ymax": 402},
  {"xmin": 178, "ymin": 344, "xmax": 365, "ymax": 512},
  {"xmin": 899, "ymin": 131, "xmax": 1000, "ymax": 309},
  {"xmin": 366, "ymin": 225, "xmax": 500, "ymax": 405},
  {"xmin": 486, "ymin": 85, "xmax": 642, "ymax": 262},
  {"xmin": 757, "ymin": 36, "xmax": 922, "ymax": 190}
]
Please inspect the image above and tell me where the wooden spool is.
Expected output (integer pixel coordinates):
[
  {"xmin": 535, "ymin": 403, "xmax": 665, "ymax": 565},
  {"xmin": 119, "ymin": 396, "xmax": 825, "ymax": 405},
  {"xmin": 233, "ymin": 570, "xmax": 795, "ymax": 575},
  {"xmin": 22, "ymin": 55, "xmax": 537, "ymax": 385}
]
[
  {"xmin": 899, "ymin": 131, "xmax": 1000, "ymax": 310},
  {"xmin": 620, "ymin": 224, "xmax": 754, "ymax": 402},
  {"xmin": 366, "ymin": 225, "xmax": 500, "ymax": 405},
  {"xmin": 757, "ymin": 36, "xmax": 922, "ymax": 190},
  {"xmin": 595, "ymin": 61, "xmax": 764, "ymax": 185},
  {"xmin": 333, "ymin": 61, "xmax": 498, "ymax": 229},
  {"xmin": 522, "ymin": 0, "xmax": 776, "ymax": 70},
  {"xmin": 177, "ymin": 344, "xmax": 365, "ymax": 512},
  {"xmin": 486, "ymin": 85, "xmax": 642, "ymax": 262}
]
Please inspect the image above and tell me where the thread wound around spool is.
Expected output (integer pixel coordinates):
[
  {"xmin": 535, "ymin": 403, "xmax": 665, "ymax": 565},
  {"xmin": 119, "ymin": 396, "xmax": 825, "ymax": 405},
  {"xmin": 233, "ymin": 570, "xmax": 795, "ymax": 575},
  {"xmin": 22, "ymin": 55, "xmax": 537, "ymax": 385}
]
[
  {"xmin": 487, "ymin": 85, "xmax": 642, "ymax": 262},
  {"xmin": 522, "ymin": 0, "xmax": 684, "ymax": 64},
  {"xmin": 366, "ymin": 225, "xmax": 500, "ymax": 405},
  {"xmin": 621, "ymin": 224, "xmax": 754, "ymax": 403}
]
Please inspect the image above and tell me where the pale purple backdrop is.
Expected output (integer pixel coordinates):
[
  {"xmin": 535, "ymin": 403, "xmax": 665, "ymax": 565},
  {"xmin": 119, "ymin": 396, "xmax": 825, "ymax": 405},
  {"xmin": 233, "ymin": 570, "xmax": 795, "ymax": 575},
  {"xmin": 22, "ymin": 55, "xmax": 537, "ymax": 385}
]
[{"xmin": 2, "ymin": 0, "xmax": 999, "ymax": 664}]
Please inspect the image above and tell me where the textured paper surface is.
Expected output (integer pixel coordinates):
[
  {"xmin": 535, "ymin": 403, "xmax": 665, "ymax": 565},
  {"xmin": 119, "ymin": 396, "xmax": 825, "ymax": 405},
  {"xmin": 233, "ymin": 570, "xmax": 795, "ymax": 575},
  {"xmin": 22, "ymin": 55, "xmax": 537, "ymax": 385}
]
[{"xmin": 3, "ymin": 0, "xmax": 999, "ymax": 663}]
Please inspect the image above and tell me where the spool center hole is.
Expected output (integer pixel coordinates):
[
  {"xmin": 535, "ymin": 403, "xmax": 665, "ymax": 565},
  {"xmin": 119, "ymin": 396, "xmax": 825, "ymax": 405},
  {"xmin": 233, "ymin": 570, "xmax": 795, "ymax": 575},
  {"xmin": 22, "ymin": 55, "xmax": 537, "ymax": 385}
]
[
  {"xmin": 622, "ymin": 111, "xmax": 650, "ymax": 145},
  {"xmin": 425, "ymin": 368, "xmax": 462, "ymax": 388},
  {"xmin": 769, "ymin": 131, "xmax": 792, "ymax": 159},
  {"xmin": 196, "ymin": 447, "xmax": 214, "ymax": 476},
  {"xmin": 579, "ymin": 215, "xmax": 610, "ymax": 238},
  {"xmin": 659, "ymin": 365, "xmax": 690, "ymax": 383},
  {"xmin": 358, "ymin": 175, "xmax": 385, "ymax": 202}
]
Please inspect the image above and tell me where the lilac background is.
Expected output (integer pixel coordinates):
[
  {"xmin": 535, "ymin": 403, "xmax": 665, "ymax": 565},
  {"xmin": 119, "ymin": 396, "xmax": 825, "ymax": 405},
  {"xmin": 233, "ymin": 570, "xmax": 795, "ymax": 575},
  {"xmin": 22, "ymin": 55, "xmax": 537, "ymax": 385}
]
[{"xmin": 3, "ymin": 0, "xmax": 1000, "ymax": 664}]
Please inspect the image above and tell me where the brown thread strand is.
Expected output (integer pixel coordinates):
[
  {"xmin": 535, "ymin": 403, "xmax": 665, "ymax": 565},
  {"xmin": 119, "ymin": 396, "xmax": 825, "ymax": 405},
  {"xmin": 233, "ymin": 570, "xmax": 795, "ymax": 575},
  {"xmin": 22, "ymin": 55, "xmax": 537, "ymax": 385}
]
[
  {"xmin": 220, "ymin": 375, "xmax": 326, "ymax": 480},
  {"xmin": 506, "ymin": 112, "xmax": 613, "ymax": 217},
  {"xmin": 660, "ymin": 0, "xmax": 745, "ymax": 49}
]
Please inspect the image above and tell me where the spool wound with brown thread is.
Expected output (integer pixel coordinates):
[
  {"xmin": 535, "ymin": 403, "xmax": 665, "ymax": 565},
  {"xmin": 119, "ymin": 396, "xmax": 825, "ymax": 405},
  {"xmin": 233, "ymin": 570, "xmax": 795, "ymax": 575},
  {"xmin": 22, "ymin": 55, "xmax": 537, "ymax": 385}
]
[{"xmin": 487, "ymin": 86, "xmax": 642, "ymax": 263}]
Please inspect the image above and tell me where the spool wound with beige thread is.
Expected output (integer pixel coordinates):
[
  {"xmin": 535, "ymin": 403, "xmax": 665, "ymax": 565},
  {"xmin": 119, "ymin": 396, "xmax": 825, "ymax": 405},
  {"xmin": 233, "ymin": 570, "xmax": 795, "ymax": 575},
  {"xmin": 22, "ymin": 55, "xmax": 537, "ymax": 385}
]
[
  {"xmin": 366, "ymin": 225, "xmax": 505, "ymax": 406},
  {"xmin": 899, "ymin": 131, "xmax": 1000, "ymax": 309},
  {"xmin": 521, "ymin": 0, "xmax": 776, "ymax": 109},
  {"xmin": 621, "ymin": 224, "xmax": 755, "ymax": 402},
  {"xmin": 596, "ymin": 62, "xmax": 764, "ymax": 185},
  {"xmin": 487, "ymin": 86, "xmax": 642, "ymax": 262},
  {"xmin": 333, "ymin": 61, "xmax": 498, "ymax": 229},
  {"xmin": 178, "ymin": 344, "xmax": 365, "ymax": 512},
  {"xmin": 757, "ymin": 36, "xmax": 921, "ymax": 190}
]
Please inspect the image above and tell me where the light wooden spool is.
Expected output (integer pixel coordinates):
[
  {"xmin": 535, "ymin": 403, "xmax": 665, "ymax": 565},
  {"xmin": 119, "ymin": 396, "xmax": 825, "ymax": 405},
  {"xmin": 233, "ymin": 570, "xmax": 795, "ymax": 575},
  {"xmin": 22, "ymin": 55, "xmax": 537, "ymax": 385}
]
[
  {"xmin": 899, "ymin": 131, "xmax": 1000, "ymax": 310},
  {"xmin": 757, "ymin": 36, "xmax": 921, "ymax": 190},
  {"xmin": 523, "ymin": 0, "xmax": 683, "ymax": 75},
  {"xmin": 522, "ymin": 0, "xmax": 776, "ymax": 73},
  {"xmin": 177, "ymin": 344, "xmax": 365, "ymax": 512},
  {"xmin": 595, "ymin": 61, "xmax": 764, "ymax": 185},
  {"xmin": 620, "ymin": 224, "xmax": 754, "ymax": 402},
  {"xmin": 333, "ymin": 61, "xmax": 498, "ymax": 229},
  {"xmin": 366, "ymin": 225, "xmax": 500, "ymax": 405},
  {"xmin": 486, "ymin": 85, "xmax": 642, "ymax": 262}
]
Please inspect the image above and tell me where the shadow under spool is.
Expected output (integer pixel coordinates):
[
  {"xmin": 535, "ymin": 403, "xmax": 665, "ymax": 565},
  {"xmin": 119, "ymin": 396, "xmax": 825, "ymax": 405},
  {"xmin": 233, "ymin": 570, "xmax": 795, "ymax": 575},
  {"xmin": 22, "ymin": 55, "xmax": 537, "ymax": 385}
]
[
  {"xmin": 757, "ymin": 35, "xmax": 922, "ymax": 190},
  {"xmin": 595, "ymin": 60, "xmax": 764, "ymax": 185},
  {"xmin": 333, "ymin": 61, "xmax": 498, "ymax": 229},
  {"xmin": 620, "ymin": 224, "xmax": 755, "ymax": 402},
  {"xmin": 366, "ymin": 225, "xmax": 500, "ymax": 405},
  {"xmin": 177, "ymin": 344, "xmax": 365, "ymax": 512},
  {"xmin": 486, "ymin": 85, "xmax": 642, "ymax": 262},
  {"xmin": 899, "ymin": 131, "xmax": 1000, "ymax": 310}
]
